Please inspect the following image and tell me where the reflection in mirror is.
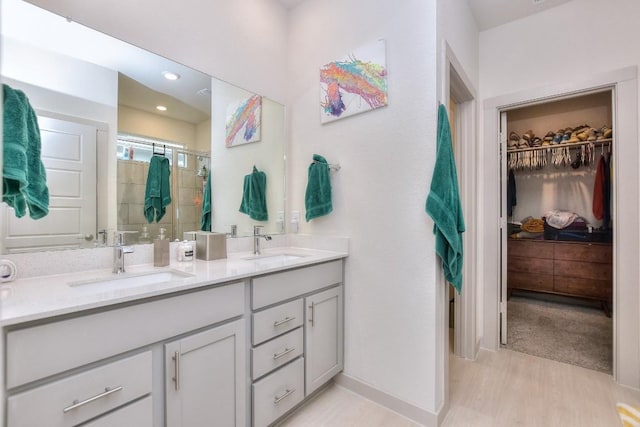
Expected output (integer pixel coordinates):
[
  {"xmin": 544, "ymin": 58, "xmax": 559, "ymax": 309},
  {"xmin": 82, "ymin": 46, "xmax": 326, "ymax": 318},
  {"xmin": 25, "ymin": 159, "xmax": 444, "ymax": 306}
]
[{"xmin": 1, "ymin": 0, "xmax": 285, "ymax": 254}]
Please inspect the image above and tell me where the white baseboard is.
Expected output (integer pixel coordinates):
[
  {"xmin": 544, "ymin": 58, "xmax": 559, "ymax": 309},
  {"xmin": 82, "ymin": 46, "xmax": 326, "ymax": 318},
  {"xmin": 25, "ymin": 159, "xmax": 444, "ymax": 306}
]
[{"xmin": 335, "ymin": 373, "xmax": 442, "ymax": 427}]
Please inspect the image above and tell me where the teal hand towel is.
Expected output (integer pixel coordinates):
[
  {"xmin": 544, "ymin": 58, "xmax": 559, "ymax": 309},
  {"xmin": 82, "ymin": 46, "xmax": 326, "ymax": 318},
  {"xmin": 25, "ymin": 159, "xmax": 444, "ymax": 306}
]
[
  {"xmin": 200, "ymin": 173, "xmax": 212, "ymax": 231},
  {"xmin": 144, "ymin": 155, "xmax": 171, "ymax": 223},
  {"xmin": 239, "ymin": 166, "xmax": 268, "ymax": 221},
  {"xmin": 305, "ymin": 154, "xmax": 333, "ymax": 221},
  {"xmin": 426, "ymin": 104, "xmax": 465, "ymax": 293},
  {"xmin": 2, "ymin": 84, "xmax": 49, "ymax": 219}
]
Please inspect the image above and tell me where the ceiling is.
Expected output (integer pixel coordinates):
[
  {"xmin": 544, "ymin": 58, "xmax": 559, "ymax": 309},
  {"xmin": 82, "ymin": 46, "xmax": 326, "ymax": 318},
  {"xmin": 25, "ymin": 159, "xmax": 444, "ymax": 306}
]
[
  {"xmin": 466, "ymin": 0, "xmax": 574, "ymax": 31},
  {"xmin": 276, "ymin": 0, "xmax": 574, "ymax": 31}
]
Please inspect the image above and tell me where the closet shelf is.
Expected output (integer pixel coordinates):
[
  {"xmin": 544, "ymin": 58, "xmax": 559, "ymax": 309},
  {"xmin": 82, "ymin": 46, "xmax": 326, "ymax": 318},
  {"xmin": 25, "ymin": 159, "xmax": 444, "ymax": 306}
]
[{"xmin": 507, "ymin": 138, "xmax": 612, "ymax": 153}]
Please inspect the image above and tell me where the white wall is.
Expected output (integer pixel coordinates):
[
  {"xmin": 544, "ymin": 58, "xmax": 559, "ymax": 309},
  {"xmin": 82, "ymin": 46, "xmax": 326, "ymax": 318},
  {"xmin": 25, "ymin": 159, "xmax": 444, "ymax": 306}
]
[
  {"xmin": 287, "ymin": 0, "xmax": 442, "ymax": 417},
  {"xmin": 118, "ymin": 105, "xmax": 198, "ymax": 148},
  {"xmin": 27, "ymin": 0, "xmax": 289, "ymax": 103}
]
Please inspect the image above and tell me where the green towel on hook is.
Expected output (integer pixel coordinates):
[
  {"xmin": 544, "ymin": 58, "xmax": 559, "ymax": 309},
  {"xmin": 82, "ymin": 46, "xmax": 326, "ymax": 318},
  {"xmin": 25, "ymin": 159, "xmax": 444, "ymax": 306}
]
[
  {"xmin": 305, "ymin": 154, "xmax": 333, "ymax": 221},
  {"xmin": 426, "ymin": 104, "xmax": 465, "ymax": 293},
  {"xmin": 144, "ymin": 155, "xmax": 171, "ymax": 223},
  {"xmin": 2, "ymin": 84, "xmax": 49, "ymax": 219},
  {"xmin": 239, "ymin": 166, "xmax": 268, "ymax": 221},
  {"xmin": 200, "ymin": 173, "xmax": 211, "ymax": 231}
]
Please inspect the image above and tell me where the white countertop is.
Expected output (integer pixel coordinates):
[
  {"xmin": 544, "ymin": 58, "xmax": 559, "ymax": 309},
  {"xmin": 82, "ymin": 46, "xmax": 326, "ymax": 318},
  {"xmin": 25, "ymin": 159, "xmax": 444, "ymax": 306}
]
[{"xmin": 0, "ymin": 247, "xmax": 347, "ymax": 327}]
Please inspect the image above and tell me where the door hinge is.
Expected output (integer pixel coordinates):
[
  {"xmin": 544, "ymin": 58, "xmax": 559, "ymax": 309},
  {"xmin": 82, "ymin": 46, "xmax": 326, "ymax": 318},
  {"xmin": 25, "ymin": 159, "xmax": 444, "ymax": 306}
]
[{"xmin": 500, "ymin": 301, "xmax": 507, "ymax": 314}]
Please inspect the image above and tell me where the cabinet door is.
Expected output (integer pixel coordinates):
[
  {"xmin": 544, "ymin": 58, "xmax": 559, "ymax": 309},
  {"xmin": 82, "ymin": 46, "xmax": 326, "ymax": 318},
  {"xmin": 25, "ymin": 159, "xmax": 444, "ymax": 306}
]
[
  {"xmin": 304, "ymin": 285, "xmax": 343, "ymax": 395},
  {"xmin": 165, "ymin": 319, "xmax": 246, "ymax": 427}
]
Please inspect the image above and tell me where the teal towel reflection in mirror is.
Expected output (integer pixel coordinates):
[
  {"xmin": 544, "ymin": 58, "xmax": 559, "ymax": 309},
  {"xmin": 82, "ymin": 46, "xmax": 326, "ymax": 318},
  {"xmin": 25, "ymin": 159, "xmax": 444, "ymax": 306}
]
[
  {"xmin": 239, "ymin": 166, "xmax": 268, "ymax": 221},
  {"xmin": 2, "ymin": 83, "xmax": 49, "ymax": 219},
  {"xmin": 144, "ymin": 155, "xmax": 172, "ymax": 223},
  {"xmin": 305, "ymin": 154, "xmax": 333, "ymax": 221},
  {"xmin": 200, "ymin": 173, "xmax": 212, "ymax": 231}
]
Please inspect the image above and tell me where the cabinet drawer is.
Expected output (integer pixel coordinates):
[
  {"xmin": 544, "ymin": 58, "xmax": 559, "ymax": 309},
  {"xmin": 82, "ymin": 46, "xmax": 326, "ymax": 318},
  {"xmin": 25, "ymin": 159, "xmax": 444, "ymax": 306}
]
[
  {"xmin": 83, "ymin": 395, "xmax": 152, "ymax": 427},
  {"xmin": 554, "ymin": 277, "xmax": 612, "ymax": 299},
  {"xmin": 507, "ymin": 272, "xmax": 554, "ymax": 292},
  {"xmin": 253, "ymin": 299, "xmax": 303, "ymax": 345},
  {"xmin": 508, "ymin": 240, "xmax": 553, "ymax": 259},
  {"xmin": 7, "ymin": 351, "xmax": 152, "ymax": 427},
  {"xmin": 554, "ymin": 260, "xmax": 612, "ymax": 281},
  {"xmin": 554, "ymin": 242, "xmax": 612, "ymax": 262},
  {"xmin": 507, "ymin": 256, "xmax": 553, "ymax": 275},
  {"xmin": 252, "ymin": 261, "xmax": 342, "ymax": 309},
  {"xmin": 7, "ymin": 281, "xmax": 244, "ymax": 388},
  {"xmin": 252, "ymin": 328, "xmax": 303, "ymax": 380},
  {"xmin": 253, "ymin": 357, "xmax": 304, "ymax": 427}
]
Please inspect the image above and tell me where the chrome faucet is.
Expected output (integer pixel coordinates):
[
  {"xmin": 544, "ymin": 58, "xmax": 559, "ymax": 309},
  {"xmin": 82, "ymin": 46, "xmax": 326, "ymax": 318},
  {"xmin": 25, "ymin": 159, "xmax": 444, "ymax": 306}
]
[
  {"xmin": 113, "ymin": 231, "xmax": 137, "ymax": 274},
  {"xmin": 253, "ymin": 225, "xmax": 272, "ymax": 255}
]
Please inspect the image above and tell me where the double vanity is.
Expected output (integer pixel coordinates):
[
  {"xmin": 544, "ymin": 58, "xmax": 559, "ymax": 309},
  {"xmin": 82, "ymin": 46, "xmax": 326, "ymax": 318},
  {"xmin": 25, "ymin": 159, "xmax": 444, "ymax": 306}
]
[{"xmin": 0, "ymin": 242, "xmax": 347, "ymax": 426}]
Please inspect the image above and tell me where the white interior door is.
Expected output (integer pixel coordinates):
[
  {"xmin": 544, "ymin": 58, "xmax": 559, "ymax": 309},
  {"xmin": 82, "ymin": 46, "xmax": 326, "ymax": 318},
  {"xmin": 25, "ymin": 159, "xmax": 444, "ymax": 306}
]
[
  {"xmin": 499, "ymin": 110, "xmax": 508, "ymax": 345},
  {"xmin": 2, "ymin": 115, "xmax": 97, "ymax": 253}
]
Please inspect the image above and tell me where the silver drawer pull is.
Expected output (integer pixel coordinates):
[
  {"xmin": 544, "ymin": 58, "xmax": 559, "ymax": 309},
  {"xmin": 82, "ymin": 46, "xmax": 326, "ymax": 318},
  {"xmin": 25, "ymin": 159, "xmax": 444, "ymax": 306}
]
[
  {"xmin": 63, "ymin": 386, "xmax": 123, "ymax": 413},
  {"xmin": 273, "ymin": 347, "xmax": 296, "ymax": 360},
  {"xmin": 274, "ymin": 388, "xmax": 296, "ymax": 404},
  {"xmin": 173, "ymin": 351, "xmax": 181, "ymax": 391},
  {"xmin": 273, "ymin": 316, "xmax": 295, "ymax": 327}
]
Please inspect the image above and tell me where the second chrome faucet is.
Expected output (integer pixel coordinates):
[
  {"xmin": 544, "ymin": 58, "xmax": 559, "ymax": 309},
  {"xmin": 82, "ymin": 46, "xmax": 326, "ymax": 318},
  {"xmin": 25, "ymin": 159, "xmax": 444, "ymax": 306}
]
[{"xmin": 253, "ymin": 225, "xmax": 272, "ymax": 255}]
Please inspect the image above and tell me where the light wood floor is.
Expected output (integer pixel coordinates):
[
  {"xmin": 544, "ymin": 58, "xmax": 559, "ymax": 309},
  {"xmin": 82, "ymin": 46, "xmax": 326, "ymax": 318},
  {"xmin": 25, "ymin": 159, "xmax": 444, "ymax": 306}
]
[{"xmin": 278, "ymin": 347, "xmax": 640, "ymax": 426}]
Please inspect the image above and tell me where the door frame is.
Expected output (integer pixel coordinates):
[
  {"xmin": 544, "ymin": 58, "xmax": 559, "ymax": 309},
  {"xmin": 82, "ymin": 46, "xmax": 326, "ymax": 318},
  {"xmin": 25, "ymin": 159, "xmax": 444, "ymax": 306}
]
[{"xmin": 481, "ymin": 66, "xmax": 639, "ymax": 389}]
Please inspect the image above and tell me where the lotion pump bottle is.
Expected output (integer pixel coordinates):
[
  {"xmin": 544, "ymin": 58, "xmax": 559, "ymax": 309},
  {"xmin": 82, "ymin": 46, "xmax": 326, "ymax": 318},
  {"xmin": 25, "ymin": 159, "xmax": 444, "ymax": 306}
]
[{"xmin": 154, "ymin": 228, "xmax": 170, "ymax": 267}]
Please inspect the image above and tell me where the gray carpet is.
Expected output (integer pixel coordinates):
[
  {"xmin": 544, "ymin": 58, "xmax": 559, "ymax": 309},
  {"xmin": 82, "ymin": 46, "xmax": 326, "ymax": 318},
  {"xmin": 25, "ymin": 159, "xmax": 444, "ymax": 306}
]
[{"xmin": 506, "ymin": 295, "xmax": 612, "ymax": 373}]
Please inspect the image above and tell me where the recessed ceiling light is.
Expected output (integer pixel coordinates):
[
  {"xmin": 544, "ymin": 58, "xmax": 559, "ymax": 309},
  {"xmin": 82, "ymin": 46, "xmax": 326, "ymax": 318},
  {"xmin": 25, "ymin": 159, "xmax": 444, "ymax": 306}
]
[
  {"xmin": 162, "ymin": 71, "xmax": 181, "ymax": 81},
  {"xmin": 156, "ymin": 105, "xmax": 167, "ymax": 111}
]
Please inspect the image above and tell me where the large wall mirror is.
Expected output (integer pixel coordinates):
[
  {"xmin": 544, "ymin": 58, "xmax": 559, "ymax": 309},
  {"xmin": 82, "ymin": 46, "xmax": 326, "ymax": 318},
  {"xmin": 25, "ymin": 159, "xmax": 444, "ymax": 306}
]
[{"xmin": 1, "ymin": 0, "xmax": 285, "ymax": 254}]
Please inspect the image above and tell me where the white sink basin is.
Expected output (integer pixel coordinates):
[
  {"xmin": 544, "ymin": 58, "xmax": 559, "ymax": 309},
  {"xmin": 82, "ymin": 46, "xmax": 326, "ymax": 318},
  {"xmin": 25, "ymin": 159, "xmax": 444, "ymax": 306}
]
[
  {"xmin": 68, "ymin": 270, "xmax": 195, "ymax": 291},
  {"xmin": 242, "ymin": 253, "xmax": 307, "ymax": 266}
]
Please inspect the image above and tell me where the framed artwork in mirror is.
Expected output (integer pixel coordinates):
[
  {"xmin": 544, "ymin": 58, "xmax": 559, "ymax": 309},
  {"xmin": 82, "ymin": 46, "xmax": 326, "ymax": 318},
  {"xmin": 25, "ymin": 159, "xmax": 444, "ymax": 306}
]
[{"xmin": 225, "ymin": 94, "xmax": 262, "ymax": 147}]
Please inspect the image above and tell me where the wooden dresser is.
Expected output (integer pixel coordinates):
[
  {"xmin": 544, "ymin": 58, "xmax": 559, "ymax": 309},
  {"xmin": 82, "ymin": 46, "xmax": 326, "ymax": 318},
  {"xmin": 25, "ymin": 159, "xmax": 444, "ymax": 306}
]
[{"xmin": 507, "ymin": 239, "xmax": 612, "ymax": 313}]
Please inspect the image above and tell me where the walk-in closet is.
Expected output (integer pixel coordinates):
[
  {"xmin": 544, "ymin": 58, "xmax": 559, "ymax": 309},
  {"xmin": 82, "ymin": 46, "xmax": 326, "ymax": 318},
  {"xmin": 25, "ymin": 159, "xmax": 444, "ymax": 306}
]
[{"xmin": 503, "ymin": 90, "xmax": 613, "ymax": 373}]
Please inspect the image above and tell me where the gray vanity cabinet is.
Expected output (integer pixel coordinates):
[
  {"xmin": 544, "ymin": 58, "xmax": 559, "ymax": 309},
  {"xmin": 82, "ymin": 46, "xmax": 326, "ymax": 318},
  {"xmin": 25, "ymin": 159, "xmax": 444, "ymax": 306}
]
[
  {"xmin": 305, "ymin": 285, "xmax": 344, "ymax": 395},
  {"xmin": 250, "ymin": 261, "xmax": 344, "ymax": 426},
  {"xmin": 165, "ymin": 319, "xmax": 246, "ymax": 427}
]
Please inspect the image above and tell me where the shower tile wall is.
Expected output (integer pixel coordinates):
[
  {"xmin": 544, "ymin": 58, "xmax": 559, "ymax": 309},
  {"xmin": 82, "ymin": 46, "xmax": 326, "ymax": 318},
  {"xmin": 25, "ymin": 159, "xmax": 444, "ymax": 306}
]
[
  {"xmin": 117, "ymin": 155, "xmax": 205, "ymax": 245},
  {"xmin": 117, "ymin": 159, "xmax": 173, "ymax": 243}
]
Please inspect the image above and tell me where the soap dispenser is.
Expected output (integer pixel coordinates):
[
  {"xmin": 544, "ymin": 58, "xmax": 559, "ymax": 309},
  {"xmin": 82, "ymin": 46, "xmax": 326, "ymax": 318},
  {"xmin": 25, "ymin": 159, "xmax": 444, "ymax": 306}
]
[{"xmin": 154, "ymin": 228, "xmax": 170, "ymax": 267}]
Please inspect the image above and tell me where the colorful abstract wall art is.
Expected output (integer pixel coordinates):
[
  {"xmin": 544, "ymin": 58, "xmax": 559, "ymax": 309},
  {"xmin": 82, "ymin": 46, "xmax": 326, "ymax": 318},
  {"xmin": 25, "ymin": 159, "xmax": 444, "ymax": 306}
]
[
  {"xmin": 320, "ymin": 39, "xmax": 388, "ymax": 123},
  {"xmin": 225, "ymin": 94, "xmax": 262, "ymax": 147}
]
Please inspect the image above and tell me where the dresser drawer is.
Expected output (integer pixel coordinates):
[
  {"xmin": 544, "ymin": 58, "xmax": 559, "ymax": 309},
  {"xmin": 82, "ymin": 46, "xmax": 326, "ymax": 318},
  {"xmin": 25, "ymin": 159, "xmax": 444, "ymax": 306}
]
[
  {"xmin": 554, "ymin": 242, "xmax": 612, "ymax": 263},
  {"xmin": 7, "ymin": 282, "xmax": 244, "ymax": 388},
  {"xmin": 252, "ymin": 328, "xmax": 303, "ymax": 380},
  {"xmin": 252, "ymin": 261, "xmax": 342, "ymax": 309},
  {"xmin": 507, "ymin": 256, "xmax": 553, "ymax": 275},
  {"xmin": 7, "ymin": 351, "xmax": 152, "ymax": 427},
  {"xmin": 554, "ymin": 277, "xmax": 612, "ymax": 299},
  {"xmin": 253, "ymin": 299, "xmax": 303, "ymax": 345},
  {"xmin": 554, "ymin": 260, "xmax": 612, "ymax": 281},
  {"xmin": 508, "ymin": 240, "xmax": 554, "ymax": 259},
  {"xmin": 253, "ymin": 357, "xmax": 304, "ymax": 427},
  {"xmin": 507, "ymin": 271, "xmax": 554, "ymax": 292}
]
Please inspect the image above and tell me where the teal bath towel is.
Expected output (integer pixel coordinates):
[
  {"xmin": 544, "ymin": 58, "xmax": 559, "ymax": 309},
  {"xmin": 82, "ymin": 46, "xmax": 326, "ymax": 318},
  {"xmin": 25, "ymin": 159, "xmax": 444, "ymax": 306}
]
[
  {"xmin": 426, "ymin": 104, "xmax": 465, "ymax": 293},
  {"xmin": 305, "ymin": 154, "xmax": 333, "ymax": 221},
  {"xmin": 2, "ymin": 84, "xmax": 49, "ymax": 219},
  {"xmin": 200, "ymin": 173, "xmax": 211, "ymax": 231},
  {"xmin": 144, "ymin": 155, "xmax": 171, "ymax": 223},
  {"xmin": 239, "ymin": 166, "xmax": 268, "ymax": 221}
]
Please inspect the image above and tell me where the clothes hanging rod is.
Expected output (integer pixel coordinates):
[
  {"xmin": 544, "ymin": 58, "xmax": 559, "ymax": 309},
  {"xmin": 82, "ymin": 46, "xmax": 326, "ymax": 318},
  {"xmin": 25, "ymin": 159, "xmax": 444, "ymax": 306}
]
[{"xmin": 507, "ymin": 138, "xmax": 612, "ymax": 154}]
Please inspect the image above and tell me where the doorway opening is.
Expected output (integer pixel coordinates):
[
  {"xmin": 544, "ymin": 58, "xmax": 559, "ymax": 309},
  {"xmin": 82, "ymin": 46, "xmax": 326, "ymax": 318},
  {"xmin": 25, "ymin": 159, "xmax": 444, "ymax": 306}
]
[{"xmin": 499, "ymin": 89, "xmax": 614, "ymax": 374}]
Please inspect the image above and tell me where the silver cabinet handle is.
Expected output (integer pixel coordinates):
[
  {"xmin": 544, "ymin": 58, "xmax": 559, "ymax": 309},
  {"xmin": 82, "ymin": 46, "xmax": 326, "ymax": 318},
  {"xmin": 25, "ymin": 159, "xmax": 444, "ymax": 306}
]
[
  {"xmin": 63, "ymin": 386, "xmax": 123, "ymax": 413},
  {"xmin": 309, "ymin": 302, "xmax": 316, "ymax": 327},
  {"xmin": 273, "ymin": 347, "xmax": 296, "ymax": 360},
  {"xmin": 274, "ymin": 388, "xmax": 296, "ymax": 404},
  {"xmin": 173, "ymin": 351, "xmax": 180, "ymax": 391},
  {"xmin": 273, "ymin": 316, "xmax": 295, "ymax": 327}
]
